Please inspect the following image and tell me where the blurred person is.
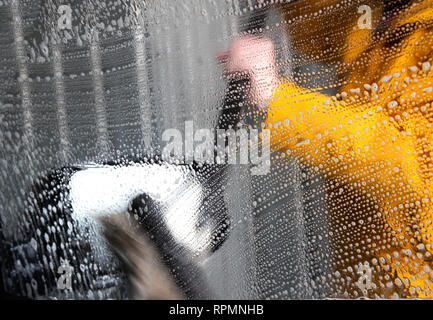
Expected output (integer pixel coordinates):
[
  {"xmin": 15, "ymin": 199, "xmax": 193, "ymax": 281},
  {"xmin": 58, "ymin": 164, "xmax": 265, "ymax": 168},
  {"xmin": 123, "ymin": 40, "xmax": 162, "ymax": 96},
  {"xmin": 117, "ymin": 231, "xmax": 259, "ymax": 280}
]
[{"xmin": 219, "ymin": 0, "xmax": 433, "ymax": 298}]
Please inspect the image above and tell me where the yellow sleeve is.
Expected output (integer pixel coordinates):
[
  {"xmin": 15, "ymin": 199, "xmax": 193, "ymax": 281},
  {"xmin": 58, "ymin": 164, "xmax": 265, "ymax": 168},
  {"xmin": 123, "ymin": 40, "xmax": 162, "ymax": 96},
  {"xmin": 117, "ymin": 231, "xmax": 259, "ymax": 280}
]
[{"xmin": 264, "ymin": 83, "xmax": 393, "ymax": 169}]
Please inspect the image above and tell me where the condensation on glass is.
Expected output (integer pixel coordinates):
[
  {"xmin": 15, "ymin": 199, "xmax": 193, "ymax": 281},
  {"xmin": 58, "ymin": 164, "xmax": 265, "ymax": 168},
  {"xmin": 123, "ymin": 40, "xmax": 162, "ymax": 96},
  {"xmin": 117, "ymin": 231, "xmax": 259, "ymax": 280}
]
[{"xmin": 1, "ymin": 0, "xmax": 433, "ymax": 299}]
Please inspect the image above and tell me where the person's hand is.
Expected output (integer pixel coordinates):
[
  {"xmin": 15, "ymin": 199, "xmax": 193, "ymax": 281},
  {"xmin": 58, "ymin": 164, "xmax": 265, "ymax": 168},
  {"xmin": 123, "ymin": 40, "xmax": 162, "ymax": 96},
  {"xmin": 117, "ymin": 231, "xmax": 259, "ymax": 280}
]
[{"xmin": 218, "ymin": 35, "xmax": 279, "ymax": 108}]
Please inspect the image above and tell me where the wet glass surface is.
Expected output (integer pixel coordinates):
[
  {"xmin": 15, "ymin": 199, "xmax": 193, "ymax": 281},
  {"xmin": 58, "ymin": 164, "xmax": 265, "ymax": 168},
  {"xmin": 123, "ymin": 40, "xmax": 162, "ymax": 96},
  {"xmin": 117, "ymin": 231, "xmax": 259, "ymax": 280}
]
[{"xmin": 1, "ymin": 0, "xmax": 433, "ymax": 299}]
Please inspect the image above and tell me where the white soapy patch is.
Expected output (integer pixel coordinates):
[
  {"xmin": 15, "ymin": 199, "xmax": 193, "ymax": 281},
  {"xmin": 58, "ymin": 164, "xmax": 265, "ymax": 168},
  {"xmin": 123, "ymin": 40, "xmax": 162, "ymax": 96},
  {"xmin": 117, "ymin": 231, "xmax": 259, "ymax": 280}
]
[
  {"xmin": 70, "ymin": 164, "xmax": 186, "ymax": 218},
  {"xmin": 69, "ymin": 163, "xmax": 211, "ymax": 253}
]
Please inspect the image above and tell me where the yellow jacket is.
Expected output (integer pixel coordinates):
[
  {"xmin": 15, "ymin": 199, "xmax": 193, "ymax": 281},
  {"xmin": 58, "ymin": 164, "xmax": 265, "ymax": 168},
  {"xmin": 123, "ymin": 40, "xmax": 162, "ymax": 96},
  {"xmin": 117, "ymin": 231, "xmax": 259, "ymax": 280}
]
[{"xmin": 265, "ymin": 0, "xmax": 433, "ymax": 297}]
